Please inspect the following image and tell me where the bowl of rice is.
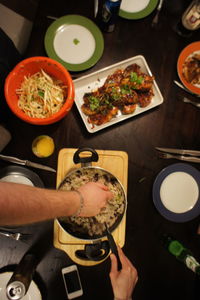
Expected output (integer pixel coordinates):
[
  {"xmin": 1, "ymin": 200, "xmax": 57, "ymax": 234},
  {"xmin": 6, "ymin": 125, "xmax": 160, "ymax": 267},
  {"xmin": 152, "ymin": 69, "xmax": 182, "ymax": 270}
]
[
  {"xmin": 58, "ymin": 166, "xmax": 126, "ymax": 240},
  {"xmin": 4, "ymin": 56, "xmax": 74, "ymax": 125}
]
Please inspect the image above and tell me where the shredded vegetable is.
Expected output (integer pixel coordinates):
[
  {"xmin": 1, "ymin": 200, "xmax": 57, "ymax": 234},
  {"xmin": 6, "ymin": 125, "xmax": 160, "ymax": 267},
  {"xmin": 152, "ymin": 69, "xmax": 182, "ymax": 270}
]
[{"xmin": 16, "ymin": 69, "xmax": 67, "ymax": 118}]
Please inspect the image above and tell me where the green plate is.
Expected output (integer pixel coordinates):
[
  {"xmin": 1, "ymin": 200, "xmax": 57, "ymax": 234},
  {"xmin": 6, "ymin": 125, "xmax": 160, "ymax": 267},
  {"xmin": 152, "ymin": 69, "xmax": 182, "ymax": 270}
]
[
  {"xmin": 44, "ymin": 15, "xmax": 104, "ymax": 72},
  {"xmin": 119, "ymin": 0, "xmax": 158, "ymax": 20}
]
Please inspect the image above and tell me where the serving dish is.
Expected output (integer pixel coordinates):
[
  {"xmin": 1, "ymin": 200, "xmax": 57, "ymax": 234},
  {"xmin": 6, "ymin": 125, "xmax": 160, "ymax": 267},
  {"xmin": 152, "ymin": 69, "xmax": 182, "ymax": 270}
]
[
  {"xmin": 4, "ymin": 56, "xmax": 74, "ymax": 125},
  {"xmin": 58, "ymin": 148, "xmax": 126, "ymax": 240},
  {"xmin": 74, "ymin": 55, "xmax": 163, "ymax": 133},
  {"xmin": 177, "ymin": 41, "xmax": 200, "ymax": 95},
  {"xmin": 153, "ymin": 163, "xmax": 200, "ymax": 222},
  {"xmin": 57, "ymin": 148, "xmax": 126, "ymax": 262},
  {"xmin": 45, "ymin": 15, "xmax": 104, "ymax": 72},
  {"xmin": 119, "ymin": 0, "xmax": 158, "ymax": 20}
]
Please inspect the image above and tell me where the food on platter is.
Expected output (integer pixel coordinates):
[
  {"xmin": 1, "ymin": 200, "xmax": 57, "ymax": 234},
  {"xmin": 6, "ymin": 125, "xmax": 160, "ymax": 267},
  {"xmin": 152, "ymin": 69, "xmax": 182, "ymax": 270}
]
[
  {"xmin": 16, "ymin": 69, "xmax": 67, "ymax": 118},
  {"xmin": 59, "ymin": 168, "xmax": 125, "ymax": 236},
  {"xmin": 81, "ymin": 63, "xmax": 154, "ymax": 125},
  {"xmin": 182, "ymin": 53, "xmax": 200, "ymax": 85}
]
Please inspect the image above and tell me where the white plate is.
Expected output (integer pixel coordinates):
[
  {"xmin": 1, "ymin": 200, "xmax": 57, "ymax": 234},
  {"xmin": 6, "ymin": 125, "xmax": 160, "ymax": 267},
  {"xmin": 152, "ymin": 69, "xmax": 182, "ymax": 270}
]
[
  {"xmin": 0, "ymin": 272, "xmax": 42, "ymax": 300},
  {"xmin": 119, "ymin": 0, "xmax": 158, "ymax": 19},
  {"xmin": 74, "ymin": 55, "xmax": 164, "ymax": 133},
  {"xmin": 153, "ymin": 163, "xmax": 200, "ymax": 222},
  {"xmin": 44, "ymin": 15, "xmax": 104, "ymax": 72},
  {"xmin": 121, "ymin": 0, "xmax": 150, "ymax": 13},
  {"xmin": 0, "ymin": 166, "xmax": 44, "ymax": 187}
]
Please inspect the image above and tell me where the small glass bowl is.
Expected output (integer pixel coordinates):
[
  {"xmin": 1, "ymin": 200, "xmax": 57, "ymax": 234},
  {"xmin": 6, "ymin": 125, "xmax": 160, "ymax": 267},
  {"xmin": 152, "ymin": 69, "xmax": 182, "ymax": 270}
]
[{"xmin": 32, "ymin": 135, "xmax": 55, "ymax": 158}]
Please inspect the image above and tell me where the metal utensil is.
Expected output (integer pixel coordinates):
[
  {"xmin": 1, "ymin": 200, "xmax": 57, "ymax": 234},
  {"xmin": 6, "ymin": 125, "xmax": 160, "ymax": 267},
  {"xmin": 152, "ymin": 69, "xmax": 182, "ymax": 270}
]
[
  {"xmin": 157, "ymin": 152, "xmax": 200, "ymax": 163},
  {"xmin": 0, "ymin": 154, "xmax": 56, "ymax": 173},
  {"xmin": 173, "ymin": 80, "xmax": 200, "ymax": 98},
  {"xmin": 46, "ymin": 15, "xmax": 57, "ymax": 20},
  {"xmin": 105, "ymin": 223, "xmax": 122, "ymax": 270},
  {"xmin": 182, "ymin": 97, "xmax": 200, "ymax": 108},
  {"xmin": 151, "ymin": 0, "xmax": 164, "ymax": 27},
  {"xmin": 94, "ymin": 0, "xmax": 99, "ymax": 18},
  {"xmin": 0, "ymin": 229, "xmax": 31, "ymax": 242},
  {"xmin": 155, "ymin": 147, "xmax": 200, "ymax": 157}
]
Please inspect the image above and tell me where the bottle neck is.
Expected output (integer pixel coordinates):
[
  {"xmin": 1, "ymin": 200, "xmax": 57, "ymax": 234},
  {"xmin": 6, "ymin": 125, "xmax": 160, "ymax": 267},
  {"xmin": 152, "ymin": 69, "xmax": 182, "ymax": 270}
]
[
  {"xmin": 185, "ymin": 255, "xmax": 200, "ymax": 274},
  {"xmin": 168, "ymin": 240, "xmax": 185, "ymax": 257}
]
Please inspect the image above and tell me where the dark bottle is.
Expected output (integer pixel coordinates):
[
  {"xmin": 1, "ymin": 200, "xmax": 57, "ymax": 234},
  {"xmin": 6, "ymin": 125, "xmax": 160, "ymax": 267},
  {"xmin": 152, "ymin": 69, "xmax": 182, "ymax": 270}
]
[
  {"xmin": 175, "ymin": 0, "xmax": 200, "ymax": 37},
  {"xmin": 101, "ymin": 0, "xmax": 122, "ymax": 32},
  {"xmin": 182, "ymin": 0, "xmax": 200, "ymax": 31},
  {"xmin": 162, "ymin": 235, "xmax": 200, "ymax": 275},
  {"xmin": 6, "ymin": 253, "xmax": 38, "ymax": 300}
]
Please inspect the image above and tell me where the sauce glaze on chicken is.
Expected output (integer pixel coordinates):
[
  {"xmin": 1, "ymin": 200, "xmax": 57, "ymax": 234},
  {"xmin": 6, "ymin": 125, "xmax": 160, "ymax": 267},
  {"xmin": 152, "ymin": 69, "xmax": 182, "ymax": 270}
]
[{"xmin": 81, "ymin": 63, "xmax": 154, "ymax": 126}]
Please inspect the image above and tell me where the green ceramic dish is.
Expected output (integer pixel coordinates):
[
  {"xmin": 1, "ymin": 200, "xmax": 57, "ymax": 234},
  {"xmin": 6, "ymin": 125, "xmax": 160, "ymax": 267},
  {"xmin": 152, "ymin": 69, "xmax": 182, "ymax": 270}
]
[
  {"xmin": 119, "ymin": 0, "xmax": 158, "ymax": 20},
  {"xmin": 44, "ymin": 15, "xmax": 104, "ymax": 72}
]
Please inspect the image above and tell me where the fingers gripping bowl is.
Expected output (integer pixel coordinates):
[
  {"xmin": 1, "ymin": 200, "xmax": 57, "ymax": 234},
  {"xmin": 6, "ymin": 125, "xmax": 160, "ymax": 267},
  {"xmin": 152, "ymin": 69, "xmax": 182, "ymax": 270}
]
[{"xmin": 4, "ymin": 56, "xmax": 75, "ymax": 125}]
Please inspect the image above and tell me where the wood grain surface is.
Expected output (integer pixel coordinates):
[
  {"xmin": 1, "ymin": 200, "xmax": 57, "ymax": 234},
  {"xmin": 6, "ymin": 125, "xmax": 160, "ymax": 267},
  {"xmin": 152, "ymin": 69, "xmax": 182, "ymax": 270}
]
[{"xmin": 0, "ymin": 1, "xmax": 199, "ymax": 299}]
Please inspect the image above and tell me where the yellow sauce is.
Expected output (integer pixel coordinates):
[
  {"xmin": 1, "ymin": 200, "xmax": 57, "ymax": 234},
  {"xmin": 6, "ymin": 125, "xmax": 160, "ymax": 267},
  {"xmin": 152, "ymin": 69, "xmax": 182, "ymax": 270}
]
[{"xmin": 32, "ymin": 135, "xmax": 55, "ymax": 157}]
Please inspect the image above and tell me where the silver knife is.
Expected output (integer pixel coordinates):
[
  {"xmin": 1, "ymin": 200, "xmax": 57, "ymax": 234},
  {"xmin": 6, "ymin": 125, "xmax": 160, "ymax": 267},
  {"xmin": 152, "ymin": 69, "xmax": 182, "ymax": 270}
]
[
  {"xmin": 173, "ymin": 80, "xmax": 200, "ymax": 98},
  {"xmin": 0, "ymin": 154, "xmax": 56, "ymax": 172},
  {"xmin": 155, "ymin": 147, "xmax": 200, "ymax": 157},
  {"xmin": 151, "ymin": 0, "xmax": 164, "ymax": 27}
]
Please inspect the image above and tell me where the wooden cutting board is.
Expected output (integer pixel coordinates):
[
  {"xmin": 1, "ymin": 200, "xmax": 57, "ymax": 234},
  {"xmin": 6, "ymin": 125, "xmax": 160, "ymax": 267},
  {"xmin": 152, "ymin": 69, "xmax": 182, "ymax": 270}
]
[{"xmin": 54, "ymin": 148, "xmax": 128, "ymax": 266}]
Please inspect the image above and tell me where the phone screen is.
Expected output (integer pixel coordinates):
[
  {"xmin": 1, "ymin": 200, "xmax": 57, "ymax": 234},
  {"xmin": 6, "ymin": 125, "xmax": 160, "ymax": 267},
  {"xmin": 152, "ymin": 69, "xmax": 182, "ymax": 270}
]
[{"xmin": 63, "ymin": 270, "xmax": 81, "ymax": 293}]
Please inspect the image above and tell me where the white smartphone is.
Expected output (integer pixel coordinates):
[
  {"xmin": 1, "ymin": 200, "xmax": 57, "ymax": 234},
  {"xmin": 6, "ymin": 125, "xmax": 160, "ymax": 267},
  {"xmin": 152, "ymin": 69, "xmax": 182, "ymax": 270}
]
[{"xmin": 62, "ymin": 265, "xmax": 83, "ymax": 299}]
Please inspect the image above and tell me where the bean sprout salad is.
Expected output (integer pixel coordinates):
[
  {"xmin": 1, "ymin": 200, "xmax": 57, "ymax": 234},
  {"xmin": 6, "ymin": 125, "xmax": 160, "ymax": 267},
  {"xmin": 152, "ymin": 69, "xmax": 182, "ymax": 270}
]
[{"xmin": 16, "ymin": 69, "xmax": 67, "ymax": 118}]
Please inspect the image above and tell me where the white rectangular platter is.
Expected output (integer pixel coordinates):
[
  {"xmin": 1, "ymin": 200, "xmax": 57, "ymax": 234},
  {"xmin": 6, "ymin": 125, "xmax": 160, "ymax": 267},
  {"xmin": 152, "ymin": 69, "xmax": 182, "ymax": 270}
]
[{"xmin": 73, "ymin": 55, "xmax": 164, "ymax": 133}]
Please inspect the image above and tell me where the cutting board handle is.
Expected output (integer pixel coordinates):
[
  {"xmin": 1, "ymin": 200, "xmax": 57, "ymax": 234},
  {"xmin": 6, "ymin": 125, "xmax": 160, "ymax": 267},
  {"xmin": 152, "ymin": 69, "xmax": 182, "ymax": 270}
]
[
  {"xmin": 75, "ymin": 241, "xmax": 110, "ymax": 261},
  {"xmin": 73, "ymin": 148, "xmax": 99, "ymax": 166}
]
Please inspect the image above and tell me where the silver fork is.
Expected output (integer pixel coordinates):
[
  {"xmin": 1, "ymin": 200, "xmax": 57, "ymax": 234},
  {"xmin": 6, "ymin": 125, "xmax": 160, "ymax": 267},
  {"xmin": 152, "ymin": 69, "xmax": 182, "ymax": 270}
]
[
  {"xmin": 151, "ymin": 0, "xmax": 164, "ymax": 27},
  {"xmin": 174, "ymin": 80, "xmax": 200, "ymax": 98},
  {"xmin": 158, "ymin": 152, "xmax": 200, "ymax": 163},
  {"xmin": 0, "ymin": 230, "xmax": 31, "ymax": 242},
  {"xmin": 182, "ymin": 97, "xmax": 200, "ymax": 108}
]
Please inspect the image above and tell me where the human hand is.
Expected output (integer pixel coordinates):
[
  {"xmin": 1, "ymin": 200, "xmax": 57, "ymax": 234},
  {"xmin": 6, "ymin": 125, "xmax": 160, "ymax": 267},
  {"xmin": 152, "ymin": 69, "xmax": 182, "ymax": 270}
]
[
  {"xmin": 109, "ymin": 246, "xmax": 138, "ymax": 300},
  {"xmin": 78, "ymin": 182, "xmax": 113, "ymax": 217}
]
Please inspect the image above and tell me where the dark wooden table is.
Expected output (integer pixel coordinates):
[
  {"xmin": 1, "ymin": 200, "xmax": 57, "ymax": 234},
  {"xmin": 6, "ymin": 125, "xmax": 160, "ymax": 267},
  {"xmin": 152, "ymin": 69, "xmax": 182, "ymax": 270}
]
[{"xmin": 0, "ymin": 1, "xmax": 200, "ymax": 299}]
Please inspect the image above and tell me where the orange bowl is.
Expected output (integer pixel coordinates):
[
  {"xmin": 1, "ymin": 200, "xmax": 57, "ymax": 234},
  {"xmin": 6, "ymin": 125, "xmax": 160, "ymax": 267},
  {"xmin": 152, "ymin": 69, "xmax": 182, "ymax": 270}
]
[{"xmin": 4, "ymin": 56, "xmax": 75, "ymax": 125}]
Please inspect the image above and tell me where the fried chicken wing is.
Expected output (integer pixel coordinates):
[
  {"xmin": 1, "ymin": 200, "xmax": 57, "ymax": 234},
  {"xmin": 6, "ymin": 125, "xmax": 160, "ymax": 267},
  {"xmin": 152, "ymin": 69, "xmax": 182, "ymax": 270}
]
[
  {"xmin": 104, "ymin": 69, "xmax": 124, "ymax": 86},
  {"xmin": 123, "ymin": 64, "xmax": 141, "ymax": 76},
  {"xmin": 121, "ymin": 104, "xmax": 137, "ymax": 114},
  {"xmin": 81, "ymin": 104, "xmax": 97, "ymax": 116},
  {"xmin": 88, "ymin": 107, "xmax": 118, "ymax": 125},
  {"xmin": 111, "ymin": 87, "xmax": 138, "ymax": 106},
  {"xmin": 137, "ymin": 91, "xmax": 153, "ymax": 107},
  {"xmin": 121, "ymin": 63, "xmax": 154, "ymax": 92},
  {"xmin": 81, "ymin": 63, "xmax": 155, "ymax": 126}
]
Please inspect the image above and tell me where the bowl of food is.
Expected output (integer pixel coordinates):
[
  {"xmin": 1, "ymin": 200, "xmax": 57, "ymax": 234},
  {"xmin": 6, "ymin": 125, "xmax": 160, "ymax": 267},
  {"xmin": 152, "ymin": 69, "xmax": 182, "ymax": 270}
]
[
  {"xmin": 4, "ymin": 56, "xmax": 75, "ymax": 125},
  {"xmin": 58, "ymin": 148, "xmax": 126, "ymax": 240},
  {"xmin": 57, "ymin": 147, "xmax": 127, "ymax": 261},
  {"xmin": 177, "ymin": 41, "xmax": 200, "ymax": 95}
]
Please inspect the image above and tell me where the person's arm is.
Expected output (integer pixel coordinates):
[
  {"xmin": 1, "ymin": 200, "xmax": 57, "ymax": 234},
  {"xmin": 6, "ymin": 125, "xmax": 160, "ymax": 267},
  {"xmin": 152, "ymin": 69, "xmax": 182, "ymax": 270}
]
[
  {"xmin": 0, "ymin": 181, "xmax": 113, "ymax": 226},
  {"xmin": 109, "ymin": 247, "xmax": 138, "ymax": 300}
]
